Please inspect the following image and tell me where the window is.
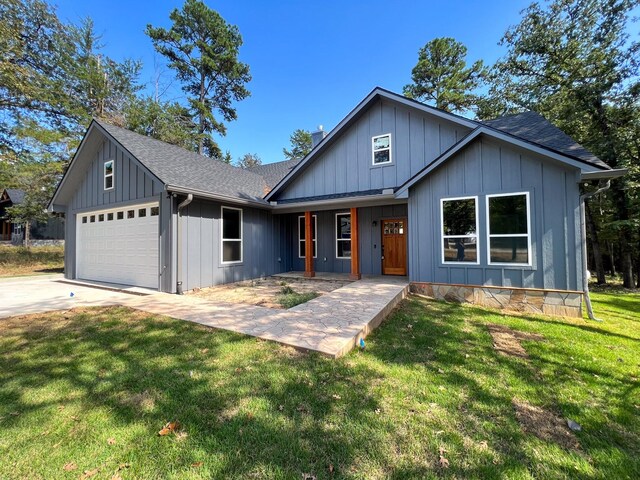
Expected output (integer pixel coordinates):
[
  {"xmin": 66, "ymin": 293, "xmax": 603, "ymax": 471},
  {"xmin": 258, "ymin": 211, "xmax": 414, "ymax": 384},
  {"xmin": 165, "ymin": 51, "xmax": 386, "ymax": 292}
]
[
  {"xmin": 127, "ymin": 210, "xmax": 135, "ymax": 219},
  {"xmin": 487, "ymin": 192, "xmax": 531, "ymax": 265},
  {"xmin": 150, "ymin": 206, "xmax": 159, "ymax": 216},
  {"xmin": 117, "ymin": 211, "xmax": 124, "ymax": 220},
  {"xmin": 441, "ymin": 197, "xmax": 479, "ymax": 264},
  {"xmin": 336, "ymin": 213, "xmax": 352, "ymax": 259},
  {"xmin": 138, "ymin": 208, "xmax": 147, "ymax": 217},
  {"xmin": 82, "ymin": 216, "xmax": 87, "ymax": 224},
  {"xmin": 104, "ymin": 160, "xmax": 114, "ymax": 190},
  {"xmin": 221, "ymin": 206, "xmax": 242, "ymax": 263},
  {"xmin": 298, "ymin": 215, "xmax": 317, "ymax": 258},
  {"xmin": 107, "ymin": 212, "xmax": 114, "ymax": 221},
  {"xmin": 98, "ymin": 214, "xmax": 104, "ymax": 222},
  {"xmin": 372, "ymin": 133, "xmax": 392, "ymax": 165},
  {"xmin": 90, "ymin": 215, "xmax": 95, "ymax": 223}
]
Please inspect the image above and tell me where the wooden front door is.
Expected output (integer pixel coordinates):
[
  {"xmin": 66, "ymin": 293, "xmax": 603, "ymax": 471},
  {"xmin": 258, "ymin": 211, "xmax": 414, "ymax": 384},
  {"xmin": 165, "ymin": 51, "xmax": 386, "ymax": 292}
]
[{"xmin": 382, "ymin": 218, "xmax": 407, "ymax": 275}]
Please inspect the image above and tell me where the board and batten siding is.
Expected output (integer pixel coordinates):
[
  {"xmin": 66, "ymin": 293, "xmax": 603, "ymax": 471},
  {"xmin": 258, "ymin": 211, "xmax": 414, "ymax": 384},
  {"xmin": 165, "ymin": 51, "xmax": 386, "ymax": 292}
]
[
  {"xmin": 285, "ymin": 204, "xmax": 408, "ymax": 275},
  {"xmin": 64, "ymin": 134, "xmax": 168, "ymax": 289},
  {"xmin": 179, "ymin": 199, "xmax": 284, "ymax": 291},
  {"xmin": 408, "ymin": 137, "xmax": 583, "ymax": 291},
  {"xmin": 277, "ymin": 99, "xmax": 471, "ymax": 200}
]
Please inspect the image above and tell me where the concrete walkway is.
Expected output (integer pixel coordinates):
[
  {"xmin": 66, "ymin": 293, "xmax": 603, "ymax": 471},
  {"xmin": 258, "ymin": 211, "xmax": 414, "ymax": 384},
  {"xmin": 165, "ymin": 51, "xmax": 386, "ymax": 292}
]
[{"xmin": 0, "ymin": 275, "xmax": 409, "ymax": 358}]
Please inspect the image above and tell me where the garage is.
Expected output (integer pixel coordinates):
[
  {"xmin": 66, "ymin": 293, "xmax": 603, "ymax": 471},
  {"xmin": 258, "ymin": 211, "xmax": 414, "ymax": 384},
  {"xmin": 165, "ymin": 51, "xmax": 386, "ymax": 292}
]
[{"xmin": 76, "ymin": 202, "xmax": 159, "ymax": 289}]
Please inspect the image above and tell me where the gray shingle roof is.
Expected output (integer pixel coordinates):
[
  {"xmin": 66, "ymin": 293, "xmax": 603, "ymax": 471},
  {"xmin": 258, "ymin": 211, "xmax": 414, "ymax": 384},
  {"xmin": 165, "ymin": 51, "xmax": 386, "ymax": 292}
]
[
  {"xmin": 247, "ymin": 158, "xmax": 300, "ymax": 190},
  {"xmin": 96, "ymin": 120, "xmax": 270, "ymax": 203},
  {"xmin": 4, "ymin": 188, "xmax": 25, "ymax": 204},
  {"xmin": 482, "ymin": 111, "xmax": 609, "ymax": 169}
]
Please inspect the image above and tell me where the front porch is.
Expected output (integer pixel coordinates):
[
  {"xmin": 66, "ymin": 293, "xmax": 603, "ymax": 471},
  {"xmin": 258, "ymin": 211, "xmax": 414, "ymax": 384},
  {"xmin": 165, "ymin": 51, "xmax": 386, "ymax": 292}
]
[{"xmin": 276, "ymin": 203, "xmax": 409, "ymax": 281}]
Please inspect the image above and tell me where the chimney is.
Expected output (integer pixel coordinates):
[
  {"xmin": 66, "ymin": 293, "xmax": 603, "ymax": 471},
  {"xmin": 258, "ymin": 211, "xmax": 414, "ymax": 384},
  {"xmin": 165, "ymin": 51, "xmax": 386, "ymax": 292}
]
[{"xmin": 311, "ymin": 125, "xmax": 328, "ymax": 148}]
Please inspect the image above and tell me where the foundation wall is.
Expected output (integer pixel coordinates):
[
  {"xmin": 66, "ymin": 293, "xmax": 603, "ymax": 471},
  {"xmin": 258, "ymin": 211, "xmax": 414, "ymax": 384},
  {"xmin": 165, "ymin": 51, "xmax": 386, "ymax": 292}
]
[{"xmin": 410, "ymin": 282, "xmax": 583, "ymax": 318}]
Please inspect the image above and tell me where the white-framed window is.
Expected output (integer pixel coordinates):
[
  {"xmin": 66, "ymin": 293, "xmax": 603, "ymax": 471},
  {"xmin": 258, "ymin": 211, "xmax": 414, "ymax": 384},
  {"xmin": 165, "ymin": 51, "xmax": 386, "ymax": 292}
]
[
  {"xmin": 221, "ymin": 206, "xmax": 243, "ymax": 264},
  {"xmin": 335, "ymin": 212, "xmax": 352, "ymax": 259},
  {"xmin": 104, "ymin": 160, "xmax": 114, "ymax": 190},
  {"xmin": 298, "ymin": 215, "xmax": 317, "ymax": 258},
  {"xmin": 372, "ymin": 133, "xmax": 392, "ymax": 165},
  {"xmin": 441, "ymin": 196, "xmax": 479, "ymax": 264},
  {"xmin": 486, "ymin": 192, "xmax": 531, "ymax": 266}
]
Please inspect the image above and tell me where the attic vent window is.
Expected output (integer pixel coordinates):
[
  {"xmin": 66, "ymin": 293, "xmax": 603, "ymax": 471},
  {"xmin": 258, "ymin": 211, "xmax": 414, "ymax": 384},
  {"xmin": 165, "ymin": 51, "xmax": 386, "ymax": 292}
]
[
  {"xmin": 372, "ymin": 134, "xmax": 392, "ymax": 165},
  {"xmin": 104, "ymin": 160, "xmax": 114, "ymax": 190}
]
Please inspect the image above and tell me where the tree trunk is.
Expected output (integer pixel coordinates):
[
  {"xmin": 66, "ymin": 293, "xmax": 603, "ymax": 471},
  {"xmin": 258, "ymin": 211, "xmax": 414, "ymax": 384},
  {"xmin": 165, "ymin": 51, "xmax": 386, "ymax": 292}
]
[
  {"xmin": 636, "ymin": 249, "xmax": 640, "ymax": 288},
  {"xmin": 197, "ymin": 72, "xmax": 205, "ymax": 155},
  {"xmin": 24, "ymin": 221, "xmax": 30, "ymax": 249},
  {"xmin": 584, "ymin": 202, "xmax": 606, "ymax": 284},
  {"xmin": 609, "ymin": 241, "xmax": 616, "ymax": 276}
]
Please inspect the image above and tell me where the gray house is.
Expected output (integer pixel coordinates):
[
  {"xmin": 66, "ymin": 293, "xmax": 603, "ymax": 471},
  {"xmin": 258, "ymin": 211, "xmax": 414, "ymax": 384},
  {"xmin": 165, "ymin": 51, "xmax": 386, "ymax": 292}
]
[{"xmin": 49, "ymin": 88, "xmax": 624, "ymax": 317}]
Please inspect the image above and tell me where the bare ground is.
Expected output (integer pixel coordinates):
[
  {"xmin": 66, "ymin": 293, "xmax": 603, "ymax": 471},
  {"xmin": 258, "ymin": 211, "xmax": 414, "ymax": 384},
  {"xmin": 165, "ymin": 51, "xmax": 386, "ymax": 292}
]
[
  {"xmin": 512, "ymin": 398, "xmax": 581, "ymax": 450},
  {"xmin": 187, "ymin": 276, "xmax": 351, "ymax": 309},
  {"xmin": 487, "ymin": 323, "xmax": 544, "ymax": 359}
]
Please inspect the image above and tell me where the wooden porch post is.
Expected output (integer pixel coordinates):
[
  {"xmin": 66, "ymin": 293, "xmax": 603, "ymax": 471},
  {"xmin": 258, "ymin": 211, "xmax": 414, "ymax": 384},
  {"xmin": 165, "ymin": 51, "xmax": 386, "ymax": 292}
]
[
  {"xmin": 304, "ymin": 210, "xmax": 315, "ymax": 278},
  {"xmin": 350, "ymin": 207, "xmax": 361, "ymax": 280}
]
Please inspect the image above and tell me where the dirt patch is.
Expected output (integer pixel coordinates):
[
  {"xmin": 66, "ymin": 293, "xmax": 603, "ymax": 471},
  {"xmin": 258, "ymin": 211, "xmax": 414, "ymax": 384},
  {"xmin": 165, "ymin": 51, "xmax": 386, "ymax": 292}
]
[
  {"xmin": 118, "ymin": 389, "xmax": 157, "ymax": 412},
  {"xmin": 513, "ymin": 398, "xmax": 580, "ymax": 450},
  {"xmin": 188, "ymin": 276, "xmax": 351, "ymax": 309},
  {"xmin": 487, "ymin": 324, "xmax": 544, "ymax": 359}
]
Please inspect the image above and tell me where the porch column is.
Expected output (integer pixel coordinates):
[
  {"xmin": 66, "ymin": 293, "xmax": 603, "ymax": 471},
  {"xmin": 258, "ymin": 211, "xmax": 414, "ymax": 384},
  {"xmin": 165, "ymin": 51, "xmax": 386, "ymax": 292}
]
[
  {"xmin": 304, "ymin": 210, "xmax": 315, "ymax": 278},
  {"xmin": 350, "ymin": 207, "xmax": 361, "ymax": 280}
]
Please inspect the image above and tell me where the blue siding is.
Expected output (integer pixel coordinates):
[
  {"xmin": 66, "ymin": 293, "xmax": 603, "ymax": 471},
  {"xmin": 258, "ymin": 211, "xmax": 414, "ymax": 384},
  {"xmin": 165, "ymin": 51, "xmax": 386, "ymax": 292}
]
[
  {"xmin": 408, "ymin": 137, "xmax": 583, "ymax": 291},
  {"xmin": 277, "ymin": 99, "xmax": 471, "ymax": 200},
  {"xmin": 282, "ymin": 204, "xmax": 408, "ymax": 276},
  {"xmin": 179, "ymin": 199, "xmax": 285, "ymax": 291}
]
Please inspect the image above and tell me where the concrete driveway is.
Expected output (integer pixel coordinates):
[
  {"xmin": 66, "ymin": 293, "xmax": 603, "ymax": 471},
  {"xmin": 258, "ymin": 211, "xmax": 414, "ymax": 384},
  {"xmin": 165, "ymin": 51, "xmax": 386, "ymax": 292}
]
[{"xmin": 0, "ymin": 275, "xmax": 141, "ymax": 318}]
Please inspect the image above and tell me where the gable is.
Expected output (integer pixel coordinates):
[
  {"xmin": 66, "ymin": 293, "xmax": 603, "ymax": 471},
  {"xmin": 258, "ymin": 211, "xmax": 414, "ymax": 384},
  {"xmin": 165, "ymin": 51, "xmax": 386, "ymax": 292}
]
[
  {"xmin": 272, "ymin": 97, "xmax": 473, "ymax": 201},
  {"xmin": 51, "ymin": 124, "xmax": 164, "ymax": 212}
]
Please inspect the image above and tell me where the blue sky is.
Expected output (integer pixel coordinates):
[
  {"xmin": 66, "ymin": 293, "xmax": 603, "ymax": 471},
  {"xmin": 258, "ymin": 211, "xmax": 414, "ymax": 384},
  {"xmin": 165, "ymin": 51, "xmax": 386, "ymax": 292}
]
[{"xmin": 55, "ymin": 0, "xmax": 535, "ymax": 163}]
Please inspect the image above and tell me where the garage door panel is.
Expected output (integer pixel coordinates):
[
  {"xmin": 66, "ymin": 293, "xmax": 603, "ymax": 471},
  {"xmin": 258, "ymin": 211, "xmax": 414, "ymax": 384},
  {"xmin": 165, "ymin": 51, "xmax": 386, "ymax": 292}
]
[{"xmin": 77, "ymin": 203, "xmax": 159, "ymax": 289}]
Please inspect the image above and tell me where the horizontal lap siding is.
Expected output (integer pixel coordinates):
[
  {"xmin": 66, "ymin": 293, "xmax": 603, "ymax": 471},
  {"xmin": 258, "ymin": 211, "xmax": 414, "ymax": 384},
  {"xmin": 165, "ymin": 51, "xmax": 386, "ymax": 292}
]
[
  {"xmin": 408, "ymin": 137, "xmax": 582, "ymax": 291},
  {"xmin": 277, "ymin": 99, "xmax": 471, "ymax": 200},
  {"xmin": 180, "ymin": 199, "xmax": 284, "ymax": 291},
  {"xmin": 283, "ymin": 204, "xmax": 408, "ymax": 275}
]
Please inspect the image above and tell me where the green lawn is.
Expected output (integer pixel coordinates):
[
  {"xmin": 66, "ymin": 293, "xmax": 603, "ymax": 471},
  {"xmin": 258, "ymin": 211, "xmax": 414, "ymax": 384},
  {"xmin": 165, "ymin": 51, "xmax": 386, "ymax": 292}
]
[
  {"xmin": 0, "ymin": 290, "xmax": 638, "ymax": 479},
  {"xmin": 0, "ymin": 244, "xmax": 64, "ymax": 277}
]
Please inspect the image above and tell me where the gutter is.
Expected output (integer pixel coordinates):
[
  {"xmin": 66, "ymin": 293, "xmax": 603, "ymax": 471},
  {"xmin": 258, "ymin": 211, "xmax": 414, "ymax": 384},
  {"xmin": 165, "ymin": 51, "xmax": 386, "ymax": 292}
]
[
  {"xmin": 579, "ymin": 179, "xmax": 611, "ymax": 321},
  {"xmin": 580, "ymin": 168, "xmax": 628, "ymax": 181},
  {"xmin": 270, "ymin": 192, "xmax": 401, "ymax": 212},
  {"xmin": 166, "ymin": 185, "xmax": 270, "ymax": 209},
  {"xmin": 176, "ymin": 193, "xmax": 193, "ymax": 295}
]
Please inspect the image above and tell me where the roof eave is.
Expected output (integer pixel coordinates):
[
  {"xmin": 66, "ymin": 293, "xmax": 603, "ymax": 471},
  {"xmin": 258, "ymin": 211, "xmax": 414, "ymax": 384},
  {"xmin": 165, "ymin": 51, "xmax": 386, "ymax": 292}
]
[
  {"xmin": 166, "ymin": 185, "xmax": 270, "ymax": 209},
  {"xmin": 580, "ymin": 168, "xmax": 627, "ymax": 181}
]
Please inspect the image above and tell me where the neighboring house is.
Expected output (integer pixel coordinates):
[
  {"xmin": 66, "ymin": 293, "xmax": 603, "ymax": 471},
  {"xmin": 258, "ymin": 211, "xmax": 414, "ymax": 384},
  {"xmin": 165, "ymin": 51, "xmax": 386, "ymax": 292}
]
[
  {"xmin": 1, "ymin": 188, "xmax": 64, "ymax": 243},
  {"xmin": 48, "ymin": 88, "xmax": 625, "ymax": 316}
]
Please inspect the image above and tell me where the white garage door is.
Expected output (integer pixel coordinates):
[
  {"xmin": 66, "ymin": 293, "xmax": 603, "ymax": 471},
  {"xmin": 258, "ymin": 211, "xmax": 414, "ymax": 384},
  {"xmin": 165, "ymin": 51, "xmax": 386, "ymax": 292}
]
[{"xmin": 77, "ymin": 203, "xmax": 159, "ymax": 289}]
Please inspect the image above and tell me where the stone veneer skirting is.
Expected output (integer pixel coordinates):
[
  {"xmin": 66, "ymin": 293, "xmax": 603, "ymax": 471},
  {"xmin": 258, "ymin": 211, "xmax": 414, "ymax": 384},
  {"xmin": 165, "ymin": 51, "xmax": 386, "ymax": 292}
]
[{"xmin": 410, "ymin": 282, "xmax": 583, "ymax": 318}]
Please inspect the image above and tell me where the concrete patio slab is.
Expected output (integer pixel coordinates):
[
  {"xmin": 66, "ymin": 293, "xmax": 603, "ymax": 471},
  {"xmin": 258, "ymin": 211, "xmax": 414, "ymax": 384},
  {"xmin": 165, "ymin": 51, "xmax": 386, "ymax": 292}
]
[{"xmin": 1, "ymin": 275, "xmax": 409, "ymax": 358}]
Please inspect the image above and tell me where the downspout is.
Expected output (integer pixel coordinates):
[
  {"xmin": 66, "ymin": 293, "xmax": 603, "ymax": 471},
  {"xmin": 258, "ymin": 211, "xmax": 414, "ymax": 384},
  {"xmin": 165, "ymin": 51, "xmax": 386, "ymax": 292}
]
[
  {"xmin": 580, "ymin": 180, "xmax": 610, "ymax": 321},
  {"xmin": 176, "ymin": 193, "xmax": 193, "ymax": 295}
]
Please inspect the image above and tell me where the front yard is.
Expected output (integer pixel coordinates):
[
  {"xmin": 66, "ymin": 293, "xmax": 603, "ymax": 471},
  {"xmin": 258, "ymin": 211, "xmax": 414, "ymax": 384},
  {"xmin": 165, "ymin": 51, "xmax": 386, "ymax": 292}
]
[
  {"xmin": 0, "ymin": 244, "xmax": 64, "ymax": 277},
  {"xmin": 0, "ymin": 290, "xmax": 638, "ymax": 479}
]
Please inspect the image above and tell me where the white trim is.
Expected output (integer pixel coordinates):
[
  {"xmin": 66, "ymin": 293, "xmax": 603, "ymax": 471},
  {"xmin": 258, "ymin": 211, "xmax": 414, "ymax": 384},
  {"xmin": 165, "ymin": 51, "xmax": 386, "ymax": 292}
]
[
  {"xmin": 221, "ymin": 205, "xmax": 243, "ymax": 264},
  {"xmin": 103, "ymin": 159, "xmax": 114, "ymax": 191},
  {"xmin": 440, "ymin": 195, "xmax": 480, "ymax": 265},
  {"xmin": 298, "ymin": 215, "xmax": 317, "ymax": 259},
  {"xmin": 335, "ymin": 212, "xmax": 352, "ymax": 259},
  {"xmin": 372, "ymin": 133, "xmax": 392, "ymax": 166},
  {"xmin": 485, "ymin": 191, "xmax": 532, "ymax": 267}
]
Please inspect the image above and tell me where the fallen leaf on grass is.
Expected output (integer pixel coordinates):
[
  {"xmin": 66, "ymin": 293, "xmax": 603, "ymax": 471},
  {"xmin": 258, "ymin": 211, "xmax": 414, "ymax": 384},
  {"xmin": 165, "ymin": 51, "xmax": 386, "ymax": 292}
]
[
  {"xmin": 80, "ymin": 468, "xmax": 99, "ymax": 479},
  {"xmin": 328, "ymin": 464, "xmax": 334, "ymax": 474},
  {"xmin": 374, "ymin": 408, "xmax": 381, "ymax": 415},
  {"xmin": 107, "ymin": 438, "xmax": 116, "ymax": 445},
  {"xmin": 158, "ymin": 421, "xmax": 180, "ymax": 436},
  {"xmin": 331, "ymin": 394, "xmax": 341, "ymax": 400},
  {"xmin": 278, "ymin": 405, "xmax": 284, "ymax": 411},
  {"xmin": 438, "ymin": 455, "xmax": 450, "ymax": 468},
  {"xmin": 191, "ymin": 462, "xmax": 203, "ymax": 468},
  {"xmin": 63, "ymin": 462, "xmax": 77, "ymax": 471},
  {"xmin": 200, "ymin": 348, "xmax": 209, "ymax": 354},
  {"xmin": 302, "ymin": 474, "xmax": 317, "ymax": 480},
  {"xmin": 9, "ymin": 411, "xmax": 19, "ymax": 416}
]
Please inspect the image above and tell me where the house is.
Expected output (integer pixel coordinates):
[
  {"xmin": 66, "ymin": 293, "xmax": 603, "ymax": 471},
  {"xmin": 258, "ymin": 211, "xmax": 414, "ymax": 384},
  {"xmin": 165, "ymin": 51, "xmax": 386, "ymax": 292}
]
[
  {"xmin": 1, "ymin": 188, "xmax": 65, "ymax": 243},
  {"xmin": 48, "ymin": 88, "xmax": 625, "ymax": 317}
]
